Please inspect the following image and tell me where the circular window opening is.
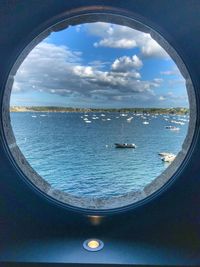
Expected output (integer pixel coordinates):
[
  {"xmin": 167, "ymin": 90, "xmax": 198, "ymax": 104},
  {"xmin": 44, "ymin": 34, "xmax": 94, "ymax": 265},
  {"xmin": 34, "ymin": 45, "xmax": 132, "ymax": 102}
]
[{"xmin": 3, "ymin": 11, "xmax": 196, "ymax": 211}]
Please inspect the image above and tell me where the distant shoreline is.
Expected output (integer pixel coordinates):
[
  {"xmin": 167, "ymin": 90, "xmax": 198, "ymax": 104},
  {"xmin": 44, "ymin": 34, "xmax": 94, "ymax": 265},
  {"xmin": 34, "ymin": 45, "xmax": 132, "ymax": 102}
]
[{"xmin": 10, "ymin": 106, "xmax": 189, "ymax": 115}]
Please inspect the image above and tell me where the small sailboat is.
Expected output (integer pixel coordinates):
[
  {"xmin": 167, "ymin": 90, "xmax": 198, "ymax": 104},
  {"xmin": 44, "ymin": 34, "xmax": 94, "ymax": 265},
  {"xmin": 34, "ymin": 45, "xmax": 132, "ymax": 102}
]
[{"xmin": 127, "ymin": 117, "xmax": 133, "ymax": 122}]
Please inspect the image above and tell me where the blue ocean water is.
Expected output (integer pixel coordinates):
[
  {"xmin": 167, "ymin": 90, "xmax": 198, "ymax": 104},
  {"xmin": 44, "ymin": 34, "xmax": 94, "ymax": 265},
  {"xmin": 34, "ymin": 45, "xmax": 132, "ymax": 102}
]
[{"xmin": 10, "ymin": 112, "xmax": 189, "ymax": 197}]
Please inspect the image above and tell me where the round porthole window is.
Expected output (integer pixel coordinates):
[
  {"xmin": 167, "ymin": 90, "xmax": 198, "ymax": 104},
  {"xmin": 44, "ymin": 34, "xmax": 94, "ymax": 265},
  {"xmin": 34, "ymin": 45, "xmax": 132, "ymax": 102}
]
[{"xmin": 2, "ymin": 9, "xmax": 196, "ymax": 211}]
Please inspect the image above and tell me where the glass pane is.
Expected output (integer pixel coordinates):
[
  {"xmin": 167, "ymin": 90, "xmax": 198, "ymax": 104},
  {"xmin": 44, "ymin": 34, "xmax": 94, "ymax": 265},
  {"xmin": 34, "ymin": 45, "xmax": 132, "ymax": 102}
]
[{"xmin": 9, "ymin": 22, "xmax": 189, "ymax": 207}]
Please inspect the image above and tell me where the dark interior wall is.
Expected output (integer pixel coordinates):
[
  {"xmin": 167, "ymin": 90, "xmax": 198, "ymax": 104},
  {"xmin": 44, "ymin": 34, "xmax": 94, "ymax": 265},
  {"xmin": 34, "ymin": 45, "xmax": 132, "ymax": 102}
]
[{"xmin": 0, "ymin": 1, "xmax": 200, "ymax": 264}]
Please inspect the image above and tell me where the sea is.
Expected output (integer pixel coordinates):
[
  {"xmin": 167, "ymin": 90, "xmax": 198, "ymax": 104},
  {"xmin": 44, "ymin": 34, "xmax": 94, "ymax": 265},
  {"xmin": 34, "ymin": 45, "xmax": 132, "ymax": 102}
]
[{"xmin": 10, "ymin": 112, "xmax": 189, "ymax": 197}]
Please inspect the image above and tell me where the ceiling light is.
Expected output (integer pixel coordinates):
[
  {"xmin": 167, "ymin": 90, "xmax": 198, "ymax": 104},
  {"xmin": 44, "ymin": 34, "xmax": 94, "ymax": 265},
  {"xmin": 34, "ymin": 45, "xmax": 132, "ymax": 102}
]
[{"xmin": 83, "ymin": 238, "xmax": 104, "ymax": 251}]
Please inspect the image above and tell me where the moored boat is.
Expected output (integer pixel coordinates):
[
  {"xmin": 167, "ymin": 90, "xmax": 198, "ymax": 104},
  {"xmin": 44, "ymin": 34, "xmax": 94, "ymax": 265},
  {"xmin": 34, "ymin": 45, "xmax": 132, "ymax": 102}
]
[
  {"xmin": 127, "ymin": 117, "xmax": 133, "ymax": 122},
  {"xmin": 115, "ymin": 143, "xmax": 136, "ymax": 148},
  {"xmin": 159, "ymin": 152, "xmax": 176, "ymax": 163},
  {"xmin": 165, "ymin": 125, "xmax": 180, "ymax": 131}
]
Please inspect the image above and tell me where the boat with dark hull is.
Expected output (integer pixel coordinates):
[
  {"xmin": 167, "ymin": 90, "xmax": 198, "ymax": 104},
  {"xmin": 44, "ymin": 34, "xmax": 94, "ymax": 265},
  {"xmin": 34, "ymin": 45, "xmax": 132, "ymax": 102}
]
[{"xmin": 115, "ymin": 143, "xmax": 136, "ymax": 148}]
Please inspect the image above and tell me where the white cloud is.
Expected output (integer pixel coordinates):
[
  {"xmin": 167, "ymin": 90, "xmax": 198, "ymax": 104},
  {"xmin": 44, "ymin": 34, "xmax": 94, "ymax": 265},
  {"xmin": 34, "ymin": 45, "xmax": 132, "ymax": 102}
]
[
  {"xmin": 75, "ymin": 25, "xmax": 82, "ymax": 32},
  {"xmin": 160, "ymin": 67, "xmax": 180, "ymax": 75},
  {"xmin": 94, "ymin": 38, "xmax": 137, "ymax": 49},
  {"xmin": 168, "ymin": 79, "xmax": 185, "ymax": 87},
  {"xmin": 141, "ymin": 38, "xmax": 168, "ymax": 58},
  {"xmin": 73, "ymin": 66, "xmax": 94, "ymax": 77},
  {"xmin": 13, "ymin": 42, "xmax": 82, "ymax": 94},
  {"xmin": 85, "ymin": 22, "xmax": 169, "ymax": 59},
  {"xmin": 88, "ymin": 60, "xmax": 110, "ymax": 69},
  {"xmin": 159, "ymin": 96, "xmax": 166, "ymax": 101},
  {"xmin": 12, "ymin": 81, "xmax": 21, "ymax": 92},
  {"xmin": 111, "ymin": 55, "xmax": 143, "ymax": 72},
  {"xmin": 161, "ymin": 70, "xmax": 176, "ymax": 75},
  {"xmin": 12, "ymin": 41, "xmax": 169, "ymax": 107},
  {"xmin": 158, "ymin": 92, "xmax": 188, "ymax": 104},
  {"xmin": 153, "ymin": 78, "xmax": 163, "ymax": 83}
]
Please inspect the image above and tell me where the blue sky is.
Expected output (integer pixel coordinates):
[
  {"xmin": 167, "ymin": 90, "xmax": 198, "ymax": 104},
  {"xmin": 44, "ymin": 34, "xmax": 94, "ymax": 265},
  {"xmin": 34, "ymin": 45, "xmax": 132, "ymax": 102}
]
[{"xmin": 11, "ymin": 22, "xmax": 188, "ymax": 108}]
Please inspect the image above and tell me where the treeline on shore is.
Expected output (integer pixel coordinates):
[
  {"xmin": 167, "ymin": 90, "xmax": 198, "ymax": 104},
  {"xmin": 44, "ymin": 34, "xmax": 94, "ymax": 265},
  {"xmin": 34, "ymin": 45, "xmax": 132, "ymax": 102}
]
[{"xmin": 10, "ymin": 106, "xmax": 189, "ymax": 115}]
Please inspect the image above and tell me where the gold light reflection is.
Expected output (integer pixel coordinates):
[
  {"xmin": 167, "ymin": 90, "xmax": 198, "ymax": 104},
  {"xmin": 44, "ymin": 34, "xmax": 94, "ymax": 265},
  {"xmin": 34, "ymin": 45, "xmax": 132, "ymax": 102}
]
[
  {"xmin": 87, "ymin": 239, "xmax": 100, "ymax": 249},
  {"xmin": 87, "ymin": 215, "xmax": 104, "ymax": 226}
]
